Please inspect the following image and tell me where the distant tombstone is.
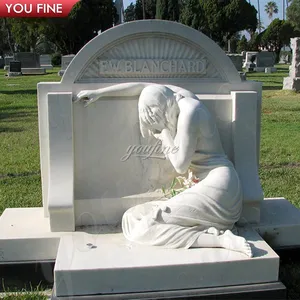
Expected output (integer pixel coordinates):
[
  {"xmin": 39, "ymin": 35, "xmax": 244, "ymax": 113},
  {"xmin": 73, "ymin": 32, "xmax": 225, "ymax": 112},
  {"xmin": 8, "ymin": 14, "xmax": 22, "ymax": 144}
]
[
  {"xmin": 14, "ymin": 52, "xmax": 40, "ymax": 68},
  {"xmin": 40, "ymin": 54, "xmax": 53, "ymax": 70},
  {"xmin": 255, "ymin": 52, "xmax": 276, "ymax": 72},
  {"xmin": 8, "ymin": 61, "xmax": 22, "ymax": 77},
  {"xmin": 265, "ymin": 67, "xmax": 274, "ymax": 74},
  {"xmin": 243, "ymin": 51, "xmax": 258, "ymax": 68},
  {"xmin": 58, "ymin": 54, "xmax": 75, "ymax": 76},
  {"xmin": 4, "ymin": 56, "xmax": 13, "ymax": 70},
  {"xmin": 0, "ymin": 58, "xmax": 4, "ymax": 68},
  {"xmin": 227, "ymin": 54, "xmax": 243, "ymax": 71},
  {"xmin": 283, "ymin": 38, "xmax": 300, "ymax": 91},
  {"xmin": 14, "ymin": 52, "xmax": 46, "ymax": 75}
]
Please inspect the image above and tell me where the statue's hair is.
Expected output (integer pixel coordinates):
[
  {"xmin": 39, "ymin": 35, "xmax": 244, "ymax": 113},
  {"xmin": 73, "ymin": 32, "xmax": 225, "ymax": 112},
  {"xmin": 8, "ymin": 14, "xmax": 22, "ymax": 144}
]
[{"xmin": 138, "ymin": 85, "xmax": 177, "ymax": 138}]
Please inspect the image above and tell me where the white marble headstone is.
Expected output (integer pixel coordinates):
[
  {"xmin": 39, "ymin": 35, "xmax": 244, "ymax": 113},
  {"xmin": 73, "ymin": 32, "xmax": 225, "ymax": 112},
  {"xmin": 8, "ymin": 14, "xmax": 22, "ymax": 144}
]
[{"xmin": 38, "ymin": 20, "xmax": 263, "ymax": 232}]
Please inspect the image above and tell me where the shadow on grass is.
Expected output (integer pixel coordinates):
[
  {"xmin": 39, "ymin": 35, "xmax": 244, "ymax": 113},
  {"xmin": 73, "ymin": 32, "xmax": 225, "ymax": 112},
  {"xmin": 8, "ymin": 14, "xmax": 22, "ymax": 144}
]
[
  {"xmin": 0, "ymin": 127, "xmax": 24, "ymax": 133},
  {"xmin": 0, "ymin": 90, "xmax": 37, "ymax": 95},
  {"xmin": 0, "ymin": 105, "xmax": 36, "ymax": 111},
  {"xmin": 263, "ymin": 86, "xmax": 282, "ymax": 91},
  {"xmin": 0, "ymin": 262, "xmax": 54, "ymax": 293},
  {"xmin": 0, "ymin": 111, "xmax": 36, "ymax": 122}
]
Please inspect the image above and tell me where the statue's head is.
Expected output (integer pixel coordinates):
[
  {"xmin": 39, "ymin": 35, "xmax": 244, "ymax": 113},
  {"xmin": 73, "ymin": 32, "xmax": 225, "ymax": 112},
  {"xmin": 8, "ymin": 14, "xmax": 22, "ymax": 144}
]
[{"xmin": 138, "ymin": 85, "xmax": 178, "ymax": 138}]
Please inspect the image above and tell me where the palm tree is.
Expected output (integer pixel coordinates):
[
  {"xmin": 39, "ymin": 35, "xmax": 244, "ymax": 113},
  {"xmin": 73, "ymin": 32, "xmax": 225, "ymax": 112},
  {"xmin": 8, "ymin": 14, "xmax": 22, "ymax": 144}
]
[
  {"xmin": 265, "ymin": 1, "xmax": 279, "ymax": 20},
  {"xmin": 257, "ymin": 0, "xmax": 261, "ymax": 33}
]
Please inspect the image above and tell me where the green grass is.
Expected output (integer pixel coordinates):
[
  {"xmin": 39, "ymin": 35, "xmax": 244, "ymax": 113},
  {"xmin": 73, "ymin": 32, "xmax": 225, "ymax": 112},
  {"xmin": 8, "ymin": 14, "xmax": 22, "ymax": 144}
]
[
  {"xmin": 0, "ymin": 65, "xmax": 300, "ymax": 298},
  {"xmin": 0, "ymin": 68, "xmax": 60, "ymax": 213}
]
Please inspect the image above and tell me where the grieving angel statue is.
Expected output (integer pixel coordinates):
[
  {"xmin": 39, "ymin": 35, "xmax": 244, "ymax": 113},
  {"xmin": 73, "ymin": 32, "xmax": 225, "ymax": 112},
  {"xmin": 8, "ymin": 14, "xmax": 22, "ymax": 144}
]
[{"xmin": 75, "ymin": 82, "xmax": 252, "ymax": 257}]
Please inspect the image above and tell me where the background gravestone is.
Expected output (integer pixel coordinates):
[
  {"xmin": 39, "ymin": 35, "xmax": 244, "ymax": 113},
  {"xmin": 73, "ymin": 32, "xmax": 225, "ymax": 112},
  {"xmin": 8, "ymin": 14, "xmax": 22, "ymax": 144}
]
[
  {"xmin": 243, "ymin": 51, "xmax": 258, "ymax": 68},
  {"xmin": 0, "ymin": 57, "xmax": 4, "ymax": 68},
  {"xmin": 8, "ymin": 61, "xmax": 22, "ymax": 76},
  {"xmin": 283, "ymin": 38, "xmax": 300, "ymax": 91},
  {"xmin": 14, "ymin": 52, "xmax": 46, "ymax": 75},
  {"xmin": 14, "ymin": 52, "xmax": 40, "ymax": 68},
  {"xmin": 255, "ymin": 51, "xmax": 276, "ymax": 72},
  {"xmin": 4, "ymin": 56, "xmax": 13, "ymax": 70},
  {"xmin": 58, "ymin": 54, "xmax": 75, "ymax": 76},
  {"xmin": 40, "ymin": 54, "xmax": 53, "ymax": 70},
  {"xmin": 227, "ymin": 54, "xmax": 243, "ymax": 72}
]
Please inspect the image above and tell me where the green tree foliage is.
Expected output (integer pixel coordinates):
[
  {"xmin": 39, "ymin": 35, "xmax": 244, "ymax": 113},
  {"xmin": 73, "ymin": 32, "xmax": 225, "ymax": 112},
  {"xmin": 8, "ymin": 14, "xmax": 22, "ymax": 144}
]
[
  {"xmin": 8, "ymin": 18, "xmax": 44, "ymax": 52},
  {"xmin": 180, "ymin": 0, "xmax": 257, "ymax": 48},
  {"xmin": 124, "ymin": 0, "xmax": 156, "ymax": 21},
  {"xmin": 7, "ymin": 0, "xmax": 117, "ymax": 55},
  {"xmin": 44, "ymin": 0, "xmax": 118, "ymax": 54},
  {"xmin": 264, "ymin": 1, "xmax": 279, "ymax": 19},
  {"xmin": 260, "ymin": 19, "xmax": 296, "ymax": 62},
  {"xmin": 124, "ymin": 3, "xmax": 136, "ymax": 21},
  {"xmin": 237, "ymin": 35, "xmax": 248, "ymax": 53},
  {"xmin": 0, "ymin": 19, "xmax": 13, "ymax": 56},
  {"xmin": 287, "ymin": 0, "xmax": 300, "ymax": 31},
  {"xmin": 156, "ymin": 0, "xmax": 179, "ymax": 21},
  {"xmin": 180, "ymin": 0, "xmax": 203, "ymax": 30},
  {"xmin": 136, "ymin": 0, "xmax": 156, "ymax": 19}
]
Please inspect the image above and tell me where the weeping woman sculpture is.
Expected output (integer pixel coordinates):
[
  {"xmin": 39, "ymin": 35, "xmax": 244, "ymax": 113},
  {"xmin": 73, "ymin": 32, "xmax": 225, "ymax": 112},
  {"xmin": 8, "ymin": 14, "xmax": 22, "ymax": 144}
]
[{"xmin": 76, "ymin": 82, "xmax": 252, "ymax": 257}]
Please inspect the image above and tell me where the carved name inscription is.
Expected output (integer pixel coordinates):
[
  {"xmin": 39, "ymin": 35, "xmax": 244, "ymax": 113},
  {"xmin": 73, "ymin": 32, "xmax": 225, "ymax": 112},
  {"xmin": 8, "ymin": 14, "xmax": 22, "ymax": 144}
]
[{"xmin": 99, "ymin": 59, "xmax": 206, "ymax": 75}]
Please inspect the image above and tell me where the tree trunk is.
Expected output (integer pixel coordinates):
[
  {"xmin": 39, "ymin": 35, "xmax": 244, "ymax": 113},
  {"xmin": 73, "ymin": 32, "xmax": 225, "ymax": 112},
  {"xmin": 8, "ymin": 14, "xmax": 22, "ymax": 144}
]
[
  {"xmin": 257, "ymin": 0, "xmax": 261, "ymax": 33},
  {"xmin": 3, "ymin": 18, "xmax": 14, "ymax": 54}
]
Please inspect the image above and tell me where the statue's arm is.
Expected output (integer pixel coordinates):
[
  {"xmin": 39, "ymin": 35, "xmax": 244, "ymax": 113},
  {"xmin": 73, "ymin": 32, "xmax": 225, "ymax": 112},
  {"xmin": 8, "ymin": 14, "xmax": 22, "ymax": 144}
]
[
  {"xmin": 74, "ymin": 82, "xmax": 152, "ymax": 105},
  {"xmin": 160, "ymin": 109, "xmax": 199, "ymax": 174}
]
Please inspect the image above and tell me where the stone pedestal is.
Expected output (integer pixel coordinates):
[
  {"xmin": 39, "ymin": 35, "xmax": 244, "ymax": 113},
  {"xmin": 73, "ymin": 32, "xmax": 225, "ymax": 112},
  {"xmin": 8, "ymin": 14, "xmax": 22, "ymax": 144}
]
[{"xmin": 283, "ymin": 38, "xmax": 300, "ymax": 91}]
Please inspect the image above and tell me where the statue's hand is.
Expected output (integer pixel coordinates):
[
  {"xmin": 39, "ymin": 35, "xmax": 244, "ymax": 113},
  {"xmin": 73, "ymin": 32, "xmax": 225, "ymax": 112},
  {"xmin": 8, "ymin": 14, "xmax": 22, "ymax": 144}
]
[{"xmin": 74, "ymin": 90, "xmax": 101, "ymax": 106}]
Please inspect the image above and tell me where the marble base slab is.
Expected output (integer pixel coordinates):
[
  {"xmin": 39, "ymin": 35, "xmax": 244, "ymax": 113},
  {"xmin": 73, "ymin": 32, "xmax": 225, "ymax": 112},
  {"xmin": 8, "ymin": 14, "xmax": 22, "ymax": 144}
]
[
  {"xmin": 52, "ymin": 281, "xmax": 286, "ymax": 300},
  {"xmin": 254, "ymin": 197, "xmax": 300, "ymax": 248},
  {"xmin": 54, "ymin": 228, "xmax": 279, "ymax": 297},
  {"xmin": 0, "ymin": 198, "xmax": 299, "ymax": 264}
]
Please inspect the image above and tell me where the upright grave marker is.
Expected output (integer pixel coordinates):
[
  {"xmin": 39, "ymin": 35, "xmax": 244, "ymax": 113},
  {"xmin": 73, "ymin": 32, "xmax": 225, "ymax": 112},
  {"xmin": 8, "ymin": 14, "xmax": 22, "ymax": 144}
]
[
  {"xmin": 14, "ymin": 52, "xmax": 46, "ymax": 75},
  {"xmin": 40, "ymin": 54, "xmax": 53, "ymax": 70},
  {"xmin": 283, "ymin": 38, "xmax": 300, "ymax": 91}
]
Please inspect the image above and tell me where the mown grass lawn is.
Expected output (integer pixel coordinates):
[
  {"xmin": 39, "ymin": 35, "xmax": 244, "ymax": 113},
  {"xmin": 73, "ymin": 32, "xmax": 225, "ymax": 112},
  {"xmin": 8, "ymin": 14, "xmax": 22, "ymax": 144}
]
[{"xmin": 0, "ymin": 65, "xmax": 299, "ymax": 298}]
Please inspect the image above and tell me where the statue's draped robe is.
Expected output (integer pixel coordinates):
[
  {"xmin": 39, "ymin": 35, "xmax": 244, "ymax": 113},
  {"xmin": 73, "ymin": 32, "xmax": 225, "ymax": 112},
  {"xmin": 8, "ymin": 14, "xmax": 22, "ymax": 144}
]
[{"xmin": 122, "ymin": 155, "xmax": 242, "ymax": 248}]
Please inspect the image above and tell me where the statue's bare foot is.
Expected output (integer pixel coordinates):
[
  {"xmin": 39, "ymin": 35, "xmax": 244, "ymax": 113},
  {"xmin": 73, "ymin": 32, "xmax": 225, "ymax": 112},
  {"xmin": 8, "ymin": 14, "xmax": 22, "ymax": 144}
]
[
  {"xmin": 219, "ymin": 230, "xmax": 253, "ymax": 258},
  {"xmin": 206, "ymin": 227, "xmax": 220, "ymax": 236}
]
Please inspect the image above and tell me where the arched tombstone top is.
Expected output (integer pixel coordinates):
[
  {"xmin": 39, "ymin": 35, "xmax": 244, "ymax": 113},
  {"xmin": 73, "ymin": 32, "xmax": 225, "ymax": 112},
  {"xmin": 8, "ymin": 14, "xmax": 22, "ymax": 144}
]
[{"xmin": 61, "ymin": 20, "xmax": 241, "ymax": 85}]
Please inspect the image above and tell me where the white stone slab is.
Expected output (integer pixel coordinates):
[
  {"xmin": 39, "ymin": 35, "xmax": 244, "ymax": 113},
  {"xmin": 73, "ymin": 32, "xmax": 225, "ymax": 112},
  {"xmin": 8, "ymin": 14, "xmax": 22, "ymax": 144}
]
[
  {"xmin": 254, "ymin": 197, "xmax": 300, "ymax": 248},
  {"xmin": 0, "ymin": 198, "xmax": 299, "ymax": 263},
  {"xmin": 54, "ymin": 229, "xmax": 278, "ymax": 297},
  {"xmin": 0, "ymin": 208, "xmax": 61, "ymax": 262}
]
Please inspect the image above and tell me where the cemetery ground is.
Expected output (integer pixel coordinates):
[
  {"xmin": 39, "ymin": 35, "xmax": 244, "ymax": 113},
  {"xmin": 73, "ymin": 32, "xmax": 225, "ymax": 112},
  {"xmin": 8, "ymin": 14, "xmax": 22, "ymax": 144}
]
[{"xmin": 0, "ymin": 66, "xmax": 299, "ymax": 299}]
